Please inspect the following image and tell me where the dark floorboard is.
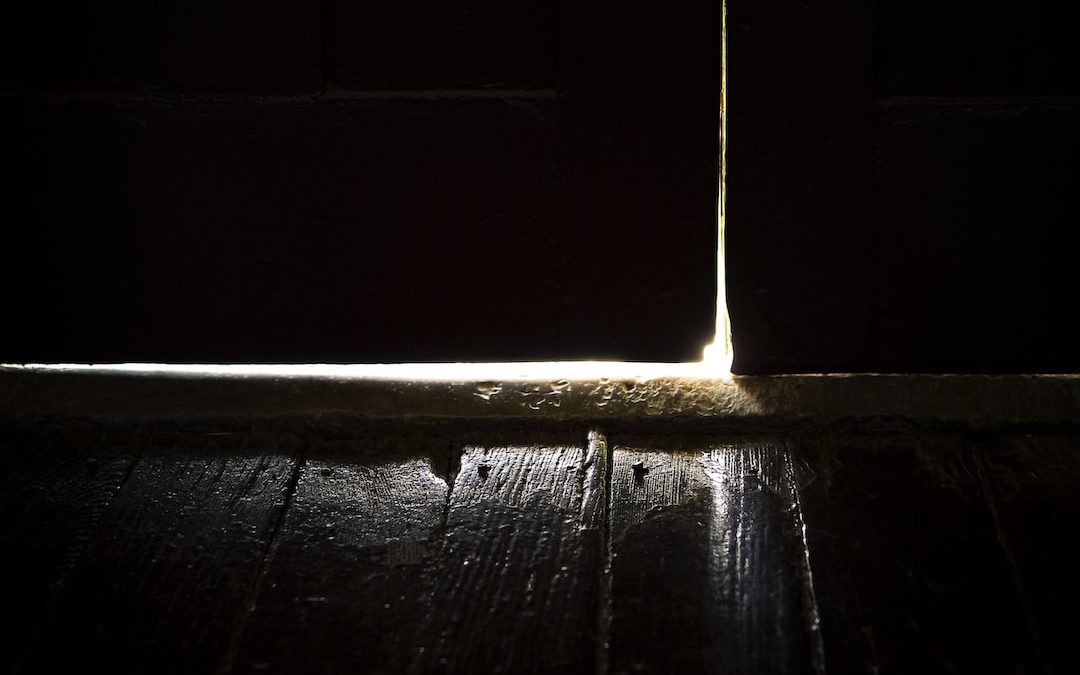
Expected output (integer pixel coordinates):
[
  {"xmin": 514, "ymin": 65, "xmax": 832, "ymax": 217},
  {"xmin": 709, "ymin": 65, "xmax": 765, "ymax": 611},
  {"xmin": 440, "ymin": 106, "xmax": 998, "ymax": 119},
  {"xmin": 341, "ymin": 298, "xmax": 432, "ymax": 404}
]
[
  {"xmin": 411, "ymin": 442, "xmax": 598, "ymax": 674},
  {"xmin": 976, "ymin": 434, "xmax": 1080, "ymax": 674},
  {"xmin": 607, "ymin": 439, "xmax": 820, "ymax": 675},
  {"xmin": 796, "ymin": 434, "xmax": 1044, "ymax": 674},
  {"xmin": 16, "ymin": 431, "xmax": 300, "ymax": 675},
  {"xmin": 3, "ymin": 420, "xmax": 1077, "ymax": 675},
  {"xmin": 0, "ymin": 420, "xmax": 141, "ymax": 675},
  {"xmin": 230, "ymin": 438, "xmax": 450, "ymax": 674}
]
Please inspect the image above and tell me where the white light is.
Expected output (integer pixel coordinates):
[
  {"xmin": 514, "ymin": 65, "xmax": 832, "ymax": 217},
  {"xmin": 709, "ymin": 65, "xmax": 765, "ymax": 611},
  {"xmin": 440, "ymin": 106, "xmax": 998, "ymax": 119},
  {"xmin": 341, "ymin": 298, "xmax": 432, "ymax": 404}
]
[{"xmin": 2, "ymin": 360, "xmax": 729, "ymax": 382}]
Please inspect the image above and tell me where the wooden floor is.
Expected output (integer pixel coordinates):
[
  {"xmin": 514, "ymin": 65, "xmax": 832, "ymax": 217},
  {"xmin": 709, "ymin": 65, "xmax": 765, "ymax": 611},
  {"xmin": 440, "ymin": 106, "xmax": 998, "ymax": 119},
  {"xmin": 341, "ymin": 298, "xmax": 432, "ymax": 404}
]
[{"xmin": 2, "ymin": 417, "xmax": 1078, "ymax": 674}]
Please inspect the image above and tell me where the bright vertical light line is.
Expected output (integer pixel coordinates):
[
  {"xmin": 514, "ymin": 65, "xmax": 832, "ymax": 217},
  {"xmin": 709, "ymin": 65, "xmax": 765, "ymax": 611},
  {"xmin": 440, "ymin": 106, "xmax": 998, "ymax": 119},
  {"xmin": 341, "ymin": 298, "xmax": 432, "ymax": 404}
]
[{"xmin": 703, "ymin": 0, "xmax": 731, "ymax": 373}]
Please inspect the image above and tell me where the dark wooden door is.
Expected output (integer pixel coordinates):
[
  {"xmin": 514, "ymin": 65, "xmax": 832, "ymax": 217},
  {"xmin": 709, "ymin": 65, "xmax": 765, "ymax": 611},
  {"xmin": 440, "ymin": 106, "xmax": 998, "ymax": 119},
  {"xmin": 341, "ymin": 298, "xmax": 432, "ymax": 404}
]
[{"xmin": 1, "ymin": 1, "xmax": 721, "ymax": 363}]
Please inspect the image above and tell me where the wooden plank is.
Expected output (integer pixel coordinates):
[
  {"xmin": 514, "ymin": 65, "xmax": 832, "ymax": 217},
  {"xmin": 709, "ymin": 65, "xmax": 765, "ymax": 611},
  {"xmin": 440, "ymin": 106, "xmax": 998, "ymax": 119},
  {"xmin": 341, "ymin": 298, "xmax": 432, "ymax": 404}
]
[
  {"xmin": 872, "ymin": 102, "xmax": 1080, "ymax": 372},
  {"xmin": 411, "ymin": 438, "xmax": 599, "ymax": 674},
  {"xmin": 557, "ymin": 1, "xmax": 720, "ymax": 360},
  {"xmin": 157, "ymin": 0, "xmax": 320, "ymax": 93},
  {"xmin": 976, "ymin": 434, "xmax": 1080, "ymax": 674},
  {"xmin": 325, "ymin": 0, "xmax": 555, "ymax": 89},
  {"xmin": 0, "ymin": 95, "xmax": 561, "ymax": 363},
  {"xmin": 879, "ymin": 0, "xmax": 1080, "ymax": 95},
  {"xmin": 1, "ymin": 1, "xmax": 156, "ymax": 90},
  {"xmin": 226, "ymin": 439, "xmax": 452, "ymax": 674},
  {"xmin": 607, "ymin": 446, "xmax": 714, "ymax": 674},
  {"xmin": 20, "ymin": 431, "xmax": 301, "ymax": 675},
  {"xmin": 0, "ymin": 419, "xmax": 140, "ymax": 675},
  {"xmin": 607, "ymin": 440, "xmax": 820, "ymax": 675},
  {"xmin": 796, "ymin": 434, "xmax": 1044, "ymax": 673},
  {"xmin": 726, "ymin": 0, "xmax": 877, "ymax": 372}
]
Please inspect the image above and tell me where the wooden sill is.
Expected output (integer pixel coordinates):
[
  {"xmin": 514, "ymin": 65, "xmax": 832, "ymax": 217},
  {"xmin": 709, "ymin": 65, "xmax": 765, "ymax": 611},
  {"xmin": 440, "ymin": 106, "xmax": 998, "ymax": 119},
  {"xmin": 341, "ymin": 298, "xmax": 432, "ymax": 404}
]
[{"xmin": 2, "ymin": 364, "xmax": 1077, "ymax": 430}]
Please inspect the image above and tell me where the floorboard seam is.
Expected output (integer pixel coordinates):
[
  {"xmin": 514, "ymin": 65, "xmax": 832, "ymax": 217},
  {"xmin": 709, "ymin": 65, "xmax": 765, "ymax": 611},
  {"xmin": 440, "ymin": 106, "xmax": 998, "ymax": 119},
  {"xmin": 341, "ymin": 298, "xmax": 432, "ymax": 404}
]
[
  {"xmin": 214, "ymin": 434, "xmax": 308, "ymax": 675},
  {"xmin": 593, "ymin": 429, "xmax": 614, "ymax": 675},
  {"xmin": 786, "ymin": 444, "xmax": 828, "ymax": 675},
  {"xmin": 971, "ymin": 450, "xmax": 1053, "ymax": 674},
  {"xmin": 438, "ymin": 442, "xmax": 462, "ymax": 539}
]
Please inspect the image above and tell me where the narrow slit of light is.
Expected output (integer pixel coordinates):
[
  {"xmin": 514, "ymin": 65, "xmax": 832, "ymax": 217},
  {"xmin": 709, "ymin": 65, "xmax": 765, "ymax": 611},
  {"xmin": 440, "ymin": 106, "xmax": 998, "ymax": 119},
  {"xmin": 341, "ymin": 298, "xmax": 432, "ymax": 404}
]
[
  {"xmin": 5, "ymin": 8, "xmax": 731, "ymax": 384},
  {"xmin": 2, "ymin": 360, "xmax": 728, "ymax": 382},
  {"xmin": 701, "ymin": 0, "xmax": 732, "ymax": 374}
]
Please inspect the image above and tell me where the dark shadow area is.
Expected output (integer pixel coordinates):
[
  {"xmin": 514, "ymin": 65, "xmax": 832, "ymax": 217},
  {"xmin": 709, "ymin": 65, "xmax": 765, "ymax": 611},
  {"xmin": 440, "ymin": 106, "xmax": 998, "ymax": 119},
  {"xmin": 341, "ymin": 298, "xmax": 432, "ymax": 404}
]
[
  {"xmin": 0, "ymin": 1, "xmax": 719, "ymax": 364},
  {"xmin": 727, "ymin": 0, "xmax": 1080, "ymax": 373}
]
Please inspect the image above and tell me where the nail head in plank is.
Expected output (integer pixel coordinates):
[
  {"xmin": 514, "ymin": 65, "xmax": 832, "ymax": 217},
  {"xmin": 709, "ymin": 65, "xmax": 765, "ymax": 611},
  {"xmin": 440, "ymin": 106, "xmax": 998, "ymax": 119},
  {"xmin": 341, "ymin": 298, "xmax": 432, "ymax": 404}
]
[
  {"xmin": 607, "ymin": 440, "xmax": 820, "ymax": 675},
  {"xmin": 412, "ymin": 443, "xmax": 598, "ymax": 674}
]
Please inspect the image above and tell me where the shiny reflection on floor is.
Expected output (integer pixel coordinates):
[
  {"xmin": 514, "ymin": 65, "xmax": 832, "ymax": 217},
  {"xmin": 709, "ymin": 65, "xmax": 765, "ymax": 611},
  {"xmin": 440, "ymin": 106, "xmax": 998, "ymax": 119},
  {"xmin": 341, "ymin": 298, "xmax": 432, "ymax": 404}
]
[{"xmin": 703, "ymin": 444, "xmax": 826, "ymax": 672}]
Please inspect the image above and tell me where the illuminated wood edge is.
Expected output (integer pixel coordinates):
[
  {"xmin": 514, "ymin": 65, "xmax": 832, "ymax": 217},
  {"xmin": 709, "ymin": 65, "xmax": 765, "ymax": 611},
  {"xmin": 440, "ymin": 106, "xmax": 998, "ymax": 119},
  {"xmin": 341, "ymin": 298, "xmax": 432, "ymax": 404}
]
[{"xmin": 1, "ymin": 365, "xmax": 1077, "ymax": 428}]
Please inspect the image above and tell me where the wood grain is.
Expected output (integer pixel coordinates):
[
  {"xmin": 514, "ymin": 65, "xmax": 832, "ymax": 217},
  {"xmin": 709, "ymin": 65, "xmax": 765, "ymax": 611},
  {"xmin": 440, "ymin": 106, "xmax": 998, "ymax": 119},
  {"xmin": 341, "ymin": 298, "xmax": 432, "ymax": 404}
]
[
  {"xmin": 8, "ymin": 416, "xmax": 1079, "ymax": 675},
  {"xmin": 227, "ymin": 439, "xmax": 451, "ymax": 674},
  {"xmin": 796, "ymin": 434, "xmax": 1043, "ymax": 674},
  {"xmin": 412, "ymin": 440, "xmax": 599, "ymax": 674},
  {"xmin": 975, "ymin": 434, "xmax": 1080, "ymax": 674},
  {"xmin": 0, "ymin": 419, "xmax": 141, "ymax": 675},
  {"xmin": 19, "ymin": 431, "xmax": 300, "ymax": 675},
  {"xmin": 607, "ymin": 439, "xmax": 821, "ymax": 675}
]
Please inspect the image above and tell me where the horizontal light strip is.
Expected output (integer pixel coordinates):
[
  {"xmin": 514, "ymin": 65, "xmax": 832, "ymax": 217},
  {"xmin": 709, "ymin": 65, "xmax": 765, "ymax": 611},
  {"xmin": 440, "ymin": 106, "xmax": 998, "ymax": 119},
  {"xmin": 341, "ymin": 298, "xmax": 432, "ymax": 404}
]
[{"xmin": 3, "ymin": 361, "xmax": 731, "ymax": 382}]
